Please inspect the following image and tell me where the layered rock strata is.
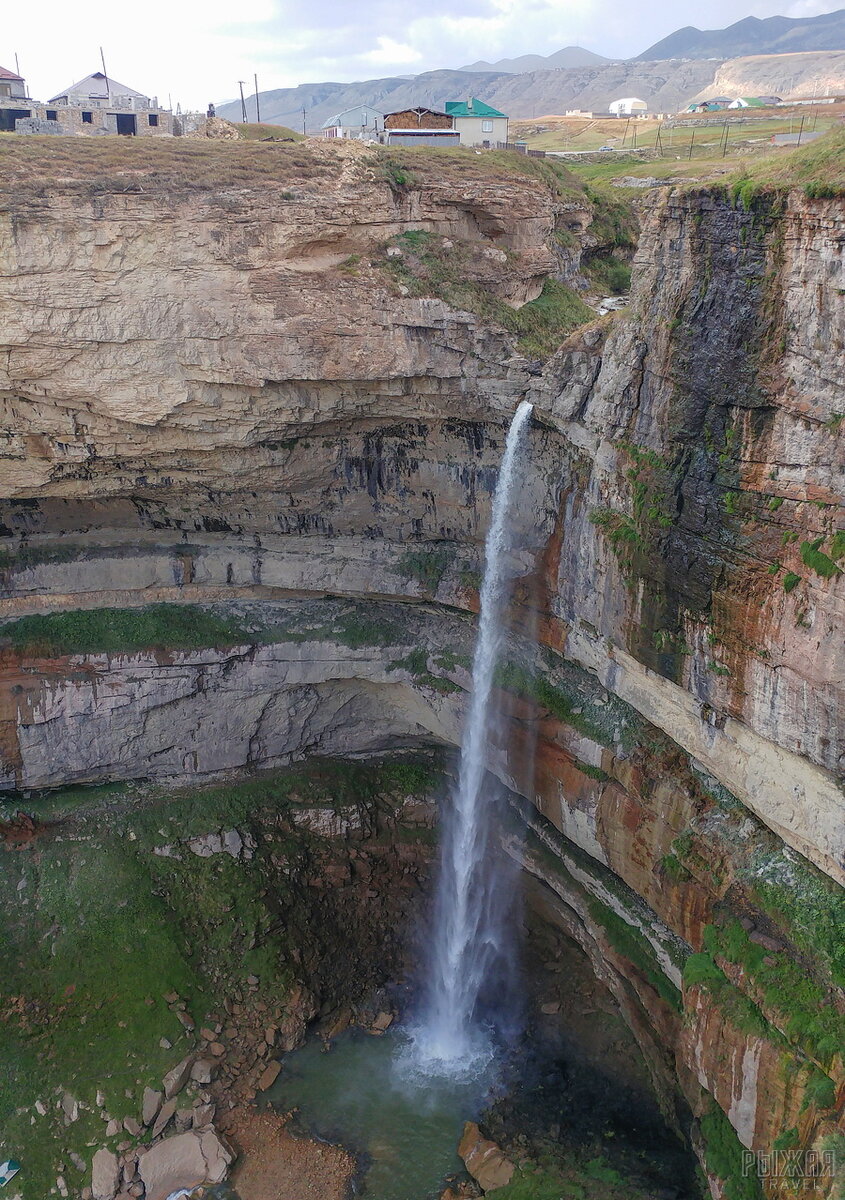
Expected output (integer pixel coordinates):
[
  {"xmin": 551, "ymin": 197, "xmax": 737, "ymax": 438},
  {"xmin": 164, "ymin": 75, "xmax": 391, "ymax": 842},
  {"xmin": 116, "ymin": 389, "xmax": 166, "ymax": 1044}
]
[{"xmin": 0, "ymin": 145, "xmax": 842, "ymax": 1198}]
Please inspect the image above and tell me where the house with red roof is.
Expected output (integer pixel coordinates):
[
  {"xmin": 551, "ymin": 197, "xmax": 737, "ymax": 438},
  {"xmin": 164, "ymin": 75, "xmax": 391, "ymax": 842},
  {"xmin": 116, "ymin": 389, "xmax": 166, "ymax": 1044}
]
[{"xmin": 0, "ymin": 65, "xmax": 27, "ymax": 101}]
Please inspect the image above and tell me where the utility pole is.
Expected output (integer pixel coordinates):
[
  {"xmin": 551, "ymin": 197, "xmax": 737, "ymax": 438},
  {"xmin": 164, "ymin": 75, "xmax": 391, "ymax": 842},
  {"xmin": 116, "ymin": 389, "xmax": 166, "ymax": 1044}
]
[
  {"xmin": 302, "ymin": 106, "xmax": 307, "ymax": 135},
  {"xmin": 254, "ymin": 74, "xmax": 261, "ymax": 123},
  {"xmin": 238, "ymin": 81, "xmax": 247, "ymax": 123},
  {"xmin": 796, "ymin": 113, "xmax": 806, "ymax": 147},
  {"xmin": 100, "ymin": 46, "xmax": 110, "ymax": 101},
  {"xmin": 688, "ymin": 126, "xmax": 695, "ymax": 160}
]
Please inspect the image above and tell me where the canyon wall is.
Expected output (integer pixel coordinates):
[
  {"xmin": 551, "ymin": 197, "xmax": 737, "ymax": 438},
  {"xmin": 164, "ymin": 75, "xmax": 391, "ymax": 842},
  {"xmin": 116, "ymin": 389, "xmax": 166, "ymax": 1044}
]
[{"xmin": 0, "ymin": 143, "xmax": 842, "ymax": 1198}]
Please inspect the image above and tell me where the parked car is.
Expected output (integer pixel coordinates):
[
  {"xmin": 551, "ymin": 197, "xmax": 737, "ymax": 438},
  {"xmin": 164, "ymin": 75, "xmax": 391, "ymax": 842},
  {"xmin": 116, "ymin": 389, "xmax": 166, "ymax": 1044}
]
[{"xmin": 598, "ymin": 145, "xmax": 615, "ymax": 151}]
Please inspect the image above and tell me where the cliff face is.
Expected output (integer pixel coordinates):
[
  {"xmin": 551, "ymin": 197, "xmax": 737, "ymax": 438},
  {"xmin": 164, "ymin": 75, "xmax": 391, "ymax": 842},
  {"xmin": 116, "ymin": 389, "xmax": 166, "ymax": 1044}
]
[{"xmin": 0, "ymin": 144, "xmax": 842, "ymax": 1198}]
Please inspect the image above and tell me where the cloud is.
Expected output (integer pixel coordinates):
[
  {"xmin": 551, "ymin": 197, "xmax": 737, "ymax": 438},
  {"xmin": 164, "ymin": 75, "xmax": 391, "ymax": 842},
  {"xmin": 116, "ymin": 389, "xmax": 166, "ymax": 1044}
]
[
  {"xmin": 6, "ymin": 0, "xmax": 843, "ymax": 110},
  {"xmin": 361, "ymin": 37, "xmax": 425, "ymax": 67}
]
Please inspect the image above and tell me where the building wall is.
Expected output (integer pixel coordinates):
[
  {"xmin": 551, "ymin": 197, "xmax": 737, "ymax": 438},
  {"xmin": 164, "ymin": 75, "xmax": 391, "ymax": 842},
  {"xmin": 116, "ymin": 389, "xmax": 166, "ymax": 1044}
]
[
  {"xmin": 385, "ymin": 131, "xmax": 461, "ymax": 147},
  {"xmin": 384, "ymin": 109, "xmax": 453, "ymax": 130},
  {"xmin": 0, "ymin": 78, "xmax": 27, "ymax": 100},
  {"xmin": 0, "ymin": 99, "xmax": 173, "ymax": 136},
  {"xmin": 454, "ymin": 115, "xmax": 508, "ymax": 146}
]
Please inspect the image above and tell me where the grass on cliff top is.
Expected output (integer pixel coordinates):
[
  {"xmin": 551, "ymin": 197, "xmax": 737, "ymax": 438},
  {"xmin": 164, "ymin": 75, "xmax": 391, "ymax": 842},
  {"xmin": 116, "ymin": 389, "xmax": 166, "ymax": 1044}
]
[
  {"xmin": 0, "ymin": 132, "xmax": 334, "ymax": 200},
  {"xmin": 374, "ymin": 145, "xmax": 585, "ymax": 199},
  {"xmin": 0, "ymin": 135, "xmax": 584, "ymax": 204},
  {"xmin": 725, "ymin": 125, "xmax": 845, "ymax": 199},
  {"xmin": 234, "ymin": 121, "xmax": 304, "ymax": 141}
]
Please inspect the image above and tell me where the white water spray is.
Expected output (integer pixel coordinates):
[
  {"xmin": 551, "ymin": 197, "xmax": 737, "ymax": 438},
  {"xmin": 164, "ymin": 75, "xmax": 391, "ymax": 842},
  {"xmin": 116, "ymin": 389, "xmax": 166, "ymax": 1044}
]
[{"xmin": 417, "ymin": 400, "xmax": 534, "ymax": 1068}]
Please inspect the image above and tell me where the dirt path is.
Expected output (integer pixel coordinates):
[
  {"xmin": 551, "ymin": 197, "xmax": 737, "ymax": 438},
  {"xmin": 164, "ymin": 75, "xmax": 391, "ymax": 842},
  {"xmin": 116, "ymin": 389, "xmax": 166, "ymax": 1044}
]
[{"xmin": 224, "ymin": 1106, "xmax": 356, "ymax": 1200}]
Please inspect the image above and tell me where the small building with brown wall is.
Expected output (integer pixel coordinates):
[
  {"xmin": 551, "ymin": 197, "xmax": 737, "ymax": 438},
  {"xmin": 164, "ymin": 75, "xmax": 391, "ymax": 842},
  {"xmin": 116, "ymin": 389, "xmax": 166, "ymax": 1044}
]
[{"xmin": 382, "ymin": 106, "xmax": 460, "ymax": 146}]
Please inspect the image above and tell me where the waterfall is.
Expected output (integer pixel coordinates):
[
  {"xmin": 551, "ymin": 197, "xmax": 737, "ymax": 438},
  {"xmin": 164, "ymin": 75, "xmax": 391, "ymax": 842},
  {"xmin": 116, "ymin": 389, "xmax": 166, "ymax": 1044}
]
[{"xmin": 417, "ymin": 399, "xmax": 534, "ymax": 1068}]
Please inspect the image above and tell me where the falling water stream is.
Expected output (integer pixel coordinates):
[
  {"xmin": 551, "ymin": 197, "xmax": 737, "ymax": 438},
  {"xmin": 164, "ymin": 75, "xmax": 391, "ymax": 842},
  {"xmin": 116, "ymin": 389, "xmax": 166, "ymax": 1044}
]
[
  {"xmin": 274, "ymin": 403, "xmax": 536, "ymax": 1198},
  {"xmin": 416, "ymin": 399, "xmax": 534, "ymax": 1068}
]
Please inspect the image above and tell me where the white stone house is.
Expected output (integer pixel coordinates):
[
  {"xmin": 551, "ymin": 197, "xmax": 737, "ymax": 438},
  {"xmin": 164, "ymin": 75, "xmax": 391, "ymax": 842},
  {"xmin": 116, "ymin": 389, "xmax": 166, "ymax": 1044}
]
[{"xmin": 322, "ymin": 105, "xmax": 384, "ymax": 139}]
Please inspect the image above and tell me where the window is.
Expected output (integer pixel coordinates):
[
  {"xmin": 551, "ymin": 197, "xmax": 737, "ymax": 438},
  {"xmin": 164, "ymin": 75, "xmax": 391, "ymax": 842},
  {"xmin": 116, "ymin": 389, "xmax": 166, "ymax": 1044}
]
[
  {"xmin": 148, "ymin": 113, "xmax": 158, "ymax": 127},
  {"xmin": 46, "ymin": 110, "xmax": 58, "ymax": 121},
  {"xmin": 82, "ymin": 111, "xmax": 93, "ymax": 123},
  {"xmin": 482, "ymin": 119, "xmax": 493, "ymax": 132}
]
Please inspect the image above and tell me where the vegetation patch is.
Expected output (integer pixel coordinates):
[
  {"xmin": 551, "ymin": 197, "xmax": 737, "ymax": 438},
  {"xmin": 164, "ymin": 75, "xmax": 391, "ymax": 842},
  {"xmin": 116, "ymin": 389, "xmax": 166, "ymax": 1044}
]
[
  {"xmin": 703, "ymin": 920, "xmax": 844, "ymax": 1064},
  {"xmin": 0, "ymin": 755, "xmax": 438, "ymax": 1198},
  {"xmin": 0, "ymin": 604, "xmax": 250, "ymax": 656},
  {"xmin": 588, "ymin": 898, "xmax": 682, "ymax": 1012},
  {"xmin": 0, "ymin": 602, "xmax": 405, "ymax": 658},
  {"xmin": 396, "ymin": 545, "xmax": 451, "ymax": 592},
  {"xmin": 378, "ymin": 233, "xmax": 592, "ymax": 358},
  {"xmin": 799, "ymin": 536, "xmax": 842, "ymax": 580},
  {"xmin": 699, "ymin": 1105, "xmax": 764, "ymax": 1200}
]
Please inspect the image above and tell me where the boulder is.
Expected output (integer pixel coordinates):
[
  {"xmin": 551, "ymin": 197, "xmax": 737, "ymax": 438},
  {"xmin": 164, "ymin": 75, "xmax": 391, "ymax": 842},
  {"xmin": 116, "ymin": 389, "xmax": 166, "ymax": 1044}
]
[
  {"xmin": 458, "ymin": 1122, "xmax": 514, "ymax": 1193},
  {"xmin": 162, "ymin": 1055, "xmax": 194, "ymax": 1099},
  {"xmin": 192, "ymin": 1103, "xmax": 215, "ymax": 1128},
  {"xmin": 371, "ymin": 1011, "xmax": 393, "ymax": 1031},
  {"xmin": 142, "ymin": 1087, "xmax": 162, "ymax": 1126},
  {"xmin": 257, "ymin": 1060, "xmax": 281, "ymax": 1091},
  {"xmin": 91, "ymin": 1148, "xmax": 121, "ymax": 1200},
  {"xmin": 61, "ymin": 1092, "xmax": 79, "ymax": 1123},
  {"xmin": 190, "ymin": 1058, "xmax": 217, "ymax": 1085},
  {"xmin": 138, "ymin": 1129, "xmax": 233, "ymax": 1200},
  {"xmin": 150, "ymin": 1097, "xmax": 178, "ymax": 1140}
]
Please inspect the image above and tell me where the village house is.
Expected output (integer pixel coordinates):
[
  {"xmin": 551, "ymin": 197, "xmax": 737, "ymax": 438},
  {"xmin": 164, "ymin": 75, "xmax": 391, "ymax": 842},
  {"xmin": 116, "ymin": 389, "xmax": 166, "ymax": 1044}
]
[
  {"xmin": 48, "ymin": 71, "xmax": 172, "ymax": 135},
  {"xmin": 382, "ymin": 106, "xmax": 460, "ymax": 146},
  {"xmin": 0, "ymin": 67, "xmax": 172, "ymax": 135},
  {"xmin": 445, "ymin": 98, "xmax": 508, "ymax": 147},
  {"xmin": 0, "ymin": 65, "xmax": 27, "ymax": 101},
  {"xmin": 0, "ymin": 65, "xmax": 33, "ymax": 131},
  {"xmin": 322, "ymin": 105, "xmax": 384, "ymax": 139}
]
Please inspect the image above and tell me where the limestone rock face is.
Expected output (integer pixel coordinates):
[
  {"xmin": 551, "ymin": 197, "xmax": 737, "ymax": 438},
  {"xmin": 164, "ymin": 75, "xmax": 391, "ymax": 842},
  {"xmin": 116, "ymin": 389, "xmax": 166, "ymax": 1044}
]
[
  {"xmin": 138, "ymin": 1129, "xmax": 233, "ymax": 1200},
  {"xmin": 0, "ymin": 153, "xmax": 843, "ymax": 1192}
]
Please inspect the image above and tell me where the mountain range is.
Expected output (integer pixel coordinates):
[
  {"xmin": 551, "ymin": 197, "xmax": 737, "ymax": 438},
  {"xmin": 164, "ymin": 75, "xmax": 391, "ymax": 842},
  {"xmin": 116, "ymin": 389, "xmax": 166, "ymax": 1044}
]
[
  {"xmin": 216, "ymin": 8, "xmax": 845, "ymax": 130},
  {"xmin": 636, "ymin": 8, "xmax": 845, "ymax": 60}
]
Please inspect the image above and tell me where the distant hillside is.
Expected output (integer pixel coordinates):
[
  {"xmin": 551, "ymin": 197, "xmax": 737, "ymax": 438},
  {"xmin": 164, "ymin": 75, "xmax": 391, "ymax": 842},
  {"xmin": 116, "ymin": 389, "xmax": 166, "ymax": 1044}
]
[
  {"xmin": 217, "ymin": 60, "xmax": 717, "ymax": 130},
  {"xmin": 459, "ymin": 46, "xmax": 610, "ymax": 73},
  {"xmin": 636, "ymin": 7, "xmax": 845, "ymax": 61},
  {"xmin": 692, "ymin": 50, "xmax": 845, "ymax": 102},
  {"xmin": 216, "ymin": 70, "xmax": 508, "ymax": 131}
]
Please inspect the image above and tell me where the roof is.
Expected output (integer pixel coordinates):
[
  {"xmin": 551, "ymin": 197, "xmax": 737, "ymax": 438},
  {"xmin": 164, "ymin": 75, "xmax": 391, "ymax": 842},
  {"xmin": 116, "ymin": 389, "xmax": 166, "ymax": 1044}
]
[
  {"xmin": 0, "ymin": 65, "xmax": 24, "ymax": 81},
  {"xmin": 445, "ymin": 98, "xmax": 507, "ymax": 119},
  {"xmin": 321, "ymin": 105, "xmax": 384, "ymax": 129},
  {"xmin": 49, "ymin": 71, "xmax": 148, "ymax": 103},
  {"xmin": 384, "ymin": 106, "xmax": 450, "ymax": 118},
  {"xmin": 610, "ymin": 96, "xmax": 648, "ymax": 106}
]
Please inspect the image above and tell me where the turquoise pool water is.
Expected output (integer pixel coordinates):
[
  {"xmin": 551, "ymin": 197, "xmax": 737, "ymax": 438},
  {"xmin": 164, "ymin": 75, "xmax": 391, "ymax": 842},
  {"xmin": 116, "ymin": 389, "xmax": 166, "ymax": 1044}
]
[{"xmin": 270, "ymin": 1027, "xmax": 499, "ymax": 1200}]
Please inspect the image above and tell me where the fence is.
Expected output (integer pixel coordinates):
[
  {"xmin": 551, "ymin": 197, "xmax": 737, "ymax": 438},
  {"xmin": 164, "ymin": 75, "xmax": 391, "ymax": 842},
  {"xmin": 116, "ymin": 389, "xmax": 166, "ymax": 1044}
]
[{"xmin": 496, "ymin": 141, "xmax": 546, "ymax": 157}]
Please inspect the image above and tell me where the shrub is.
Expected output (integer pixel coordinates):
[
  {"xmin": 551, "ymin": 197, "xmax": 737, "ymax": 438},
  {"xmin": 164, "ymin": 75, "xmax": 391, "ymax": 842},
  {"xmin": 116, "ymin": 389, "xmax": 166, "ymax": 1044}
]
[
  {"xmin": 800, "ymin": 537, "xmax": 841, "ymax": 579},
  {"xmin": 783, "ymin": 572, "xmax": 801, "ymax": 593},
  {"xmin": 397, "ymin": 546, "xmax": 451, "ymax": 592}
]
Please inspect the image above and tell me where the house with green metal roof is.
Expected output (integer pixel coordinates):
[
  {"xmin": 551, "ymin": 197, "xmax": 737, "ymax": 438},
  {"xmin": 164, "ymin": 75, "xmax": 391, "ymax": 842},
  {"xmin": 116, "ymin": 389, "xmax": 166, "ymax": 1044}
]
[{"xmin": 445, "ymin": 98, "xmax": 508, "ymax": 146}]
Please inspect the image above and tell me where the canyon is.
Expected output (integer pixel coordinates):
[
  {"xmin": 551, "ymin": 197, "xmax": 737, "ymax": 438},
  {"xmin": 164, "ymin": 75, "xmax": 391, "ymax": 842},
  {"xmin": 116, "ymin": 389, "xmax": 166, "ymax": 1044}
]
[{"xmin": 0, "ymin": 135, "xmax": 843, "ymax": 1200}]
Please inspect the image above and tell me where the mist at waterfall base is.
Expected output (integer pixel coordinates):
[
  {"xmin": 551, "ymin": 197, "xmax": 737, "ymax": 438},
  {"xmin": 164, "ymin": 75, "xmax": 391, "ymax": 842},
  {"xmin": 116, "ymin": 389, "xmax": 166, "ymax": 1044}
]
[{"xmin": 411, "ymin": 399, "xmax": 535, "ymax": 1073}]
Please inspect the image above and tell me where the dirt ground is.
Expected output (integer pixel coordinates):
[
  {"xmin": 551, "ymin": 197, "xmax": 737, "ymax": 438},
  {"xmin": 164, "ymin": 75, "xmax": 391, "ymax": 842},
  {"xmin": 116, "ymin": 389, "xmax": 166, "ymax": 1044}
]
[{"xmin": 224, "ymin": 1106, "xmax": 356, "ymax": 1200}]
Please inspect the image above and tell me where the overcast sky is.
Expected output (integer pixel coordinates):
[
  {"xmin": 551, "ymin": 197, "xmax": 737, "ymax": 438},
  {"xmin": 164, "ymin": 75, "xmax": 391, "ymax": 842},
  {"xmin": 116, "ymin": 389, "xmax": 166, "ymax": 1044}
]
[{"xmin": 4, "ymin": 0, "xmax": 840, "ymax": 111}]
